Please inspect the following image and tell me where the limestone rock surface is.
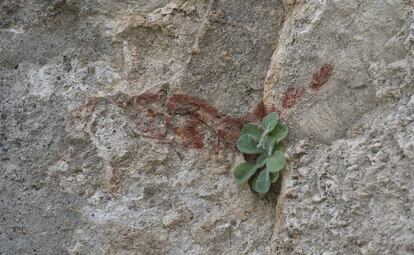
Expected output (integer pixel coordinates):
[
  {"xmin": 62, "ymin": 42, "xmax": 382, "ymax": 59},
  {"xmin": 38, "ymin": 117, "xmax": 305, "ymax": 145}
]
[{"xmin": 0, "ymin": 0, "xmax": 413, "ymax": 254}]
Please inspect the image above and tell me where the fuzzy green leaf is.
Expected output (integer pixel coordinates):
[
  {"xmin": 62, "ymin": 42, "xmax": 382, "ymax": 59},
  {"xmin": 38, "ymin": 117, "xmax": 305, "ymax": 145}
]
[
  {"xmin": 266, "ymin": 151, "xmax": 286, "ymax": 173},
  {"xmin": 264, "ymin": 136, "xmax": 276, "ymax": 156},
  {"xmin": 255, "ymin": 153, "xmax": 267, "ymax": 168},
  {"xmin": 270, "ymin": 122, "xmax": 288, "ymax": 142},
  {"xmin": 240, "ymin": 124, "xmax": 262, "ymax": 140},
  {"xmin": 236, "ymin": 135, "xmax": 263, "ymax": 154},
  {"xmin": 261, "ymin": 112, "xmax": 279, "ymax": 133},
  {"xmin": 234, "ymin": 162, "xmax": 258, "ymax": 184},
  {"xmin": 270, "ymin": 172, "xmax": 279, "ymax": 183},
  {"xmin": 252, "ymin": 169, "xmax": 271, "ymax": 193}
]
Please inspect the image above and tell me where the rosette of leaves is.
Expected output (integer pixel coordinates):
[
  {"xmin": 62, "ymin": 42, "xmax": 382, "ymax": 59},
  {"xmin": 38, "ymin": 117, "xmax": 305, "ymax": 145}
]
[{"xmin": 234, "ymin": 112, "xmax": 288, "ymax": 193}]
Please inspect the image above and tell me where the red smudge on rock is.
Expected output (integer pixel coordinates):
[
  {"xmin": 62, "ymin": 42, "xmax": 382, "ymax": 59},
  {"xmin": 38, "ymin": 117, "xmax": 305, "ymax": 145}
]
[
  {"xmin": 164, "ymin": 95, "xmax": 277, "ymax": 148},
  {"xmin": 250, "ymin": 100, "xmax": 267, "ymax": 120},
  {"xmin": 218, "ymin": 117, "xmax": 244, "ymax": 146},
  {"xmin": 172, "ymin": 116, "xmax": 204, "ymax": 149},
  {"xmin": 147, "ymin": 109, "xmax": 158, "ymax": 118},
  {"xmin": 282, "ymin": 87, "xmax": 304, "ymax": 108},
  {"xmin": 79, "ymin": 91, "xmax": 276, "ymax": 151},
  {"xmin": 310, "ymin": 64, "xmax": 333, "ymax": 90}
]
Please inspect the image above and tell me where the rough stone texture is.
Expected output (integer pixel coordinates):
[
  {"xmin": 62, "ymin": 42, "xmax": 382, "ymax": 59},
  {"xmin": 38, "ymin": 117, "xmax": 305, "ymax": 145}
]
[
  {"xmin": 0, "ymin": 0, "xmax": 413, "ymax": 254},
  {"xmin": 271, "ymin": 95, "xmax": 414, "ymax": 254},
  {"xmin": 264, "ymin": 1, "xmax": 414, "ymax": 254}
]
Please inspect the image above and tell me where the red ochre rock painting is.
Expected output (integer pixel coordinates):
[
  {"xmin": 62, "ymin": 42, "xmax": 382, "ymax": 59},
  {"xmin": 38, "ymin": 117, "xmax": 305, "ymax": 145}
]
[
  {"xmin": 281, "ymin": 63, "xmax": 334, "ymax": 109},
  {"xmin": 77, "ymin": 90, "xmax": 274, "ymax": 150},
  {"xmin": 310, "ymin": 63, "xmax": 333, "ymax": 90},
  {"xmin": 282, "ymin": 87, "xmax": 305, "ymax": 109}
]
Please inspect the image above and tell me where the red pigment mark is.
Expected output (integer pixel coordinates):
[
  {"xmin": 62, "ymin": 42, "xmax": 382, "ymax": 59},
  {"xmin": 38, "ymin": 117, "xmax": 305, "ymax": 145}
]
[
  {"xmin": 310, "ymin": 64, "xmax": 333, "ymax": 90},
  {"xmin": 173, "ymin": 116, "xmax": 204, "ymax": 149},
  {"xmin": 282, "ymin": 87, "xmax": 304, "ymax": 108},
  {"xmin": 81, "ymin": 91, "xmax": 276, "ymax": 151},
  {"xmin": 217, "ymin": 126, "xmax": 239, "ymax": 146},
  {"xmin": 166, "ymin": 93, "xmax": 260, "ymax": 149},
  {"xmin": 217, "ymin": 129, "xmax": 227, "ymax": 140},
  {"xmin": 250, "ymin": 100, "xmax": 267, "ymax": 120},
  {"xmin": 219, "ymin": 116, "xmax": 244, "ymax": 145},
  {"xmin": 216, "ymin": 100, "xmax": 279, "ymax": 146},
  {"xmin": 78, "ymin": 93, "xmax": 280, "ymax": 195},
  {"xmin": 166, "ymin": 97, "xmax": 275, "ymax": 148},
  {"xmin": 166, "ymin": 94, "xmax": 220, "ymax": 149},
  {"xmin": 147, "ymin": 109, "xmax": 158, "ymax": 118}
]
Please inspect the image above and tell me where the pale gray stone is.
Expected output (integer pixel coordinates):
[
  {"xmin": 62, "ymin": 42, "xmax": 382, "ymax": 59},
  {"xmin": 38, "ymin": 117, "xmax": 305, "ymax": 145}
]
[{"xmin": 1, "ymin": 0, "xmax": 413, "ymax": 254}]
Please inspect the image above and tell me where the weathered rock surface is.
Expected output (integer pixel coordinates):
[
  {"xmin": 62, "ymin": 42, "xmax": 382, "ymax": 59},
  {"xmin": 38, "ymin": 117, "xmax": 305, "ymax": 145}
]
[{"xmin": 0, "ymin": 0, "xmax": 413, "ymax": 254}]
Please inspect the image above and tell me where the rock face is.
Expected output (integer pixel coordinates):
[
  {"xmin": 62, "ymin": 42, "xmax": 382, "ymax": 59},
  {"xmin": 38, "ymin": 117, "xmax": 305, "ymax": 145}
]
[{"xmin": 0, "ymin": 0, "xmax": 412, "ymax": 254}]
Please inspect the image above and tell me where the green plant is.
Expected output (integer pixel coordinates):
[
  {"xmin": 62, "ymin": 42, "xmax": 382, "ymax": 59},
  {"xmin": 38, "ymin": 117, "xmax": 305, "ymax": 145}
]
[{"xmin": 234, "ymin": 112, "xmax": 288, "ymax": 193}]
